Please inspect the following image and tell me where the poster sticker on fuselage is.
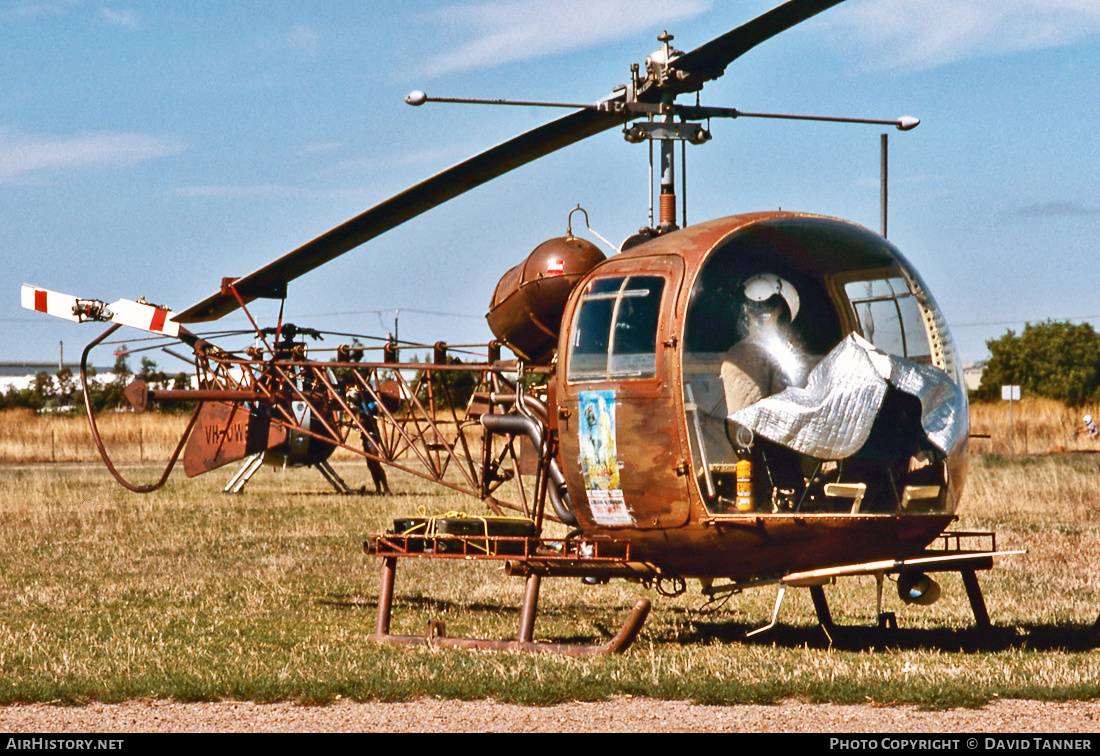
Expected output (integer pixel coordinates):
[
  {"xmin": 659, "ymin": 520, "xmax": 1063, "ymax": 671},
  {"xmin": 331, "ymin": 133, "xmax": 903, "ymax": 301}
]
[{"xmin": 578, "ymin": 389, "xmax": 632, "ymax": 526}]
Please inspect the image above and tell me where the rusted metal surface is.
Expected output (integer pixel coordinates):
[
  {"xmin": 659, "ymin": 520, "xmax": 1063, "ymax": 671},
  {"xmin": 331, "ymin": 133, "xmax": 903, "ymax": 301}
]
[
  {"xmin": 367, "ymin": 530, "xmax": 660, "ymax": 581},
  {"xmin": 23, "ymin": 2, "xmax": 1013, "ymax": 656},
  {"xmin": 960, "ymin": 569, "xmax": 991, "ymax": 629},
  {"xmin": 550, "ymin": 213, "xmax": 971, "ymax": 583},
  {"xmin": 591, "ymin": 513, "xmax": 957, "ymax": 580},
  {"xmin": 517, "ymin": 574, "xmax": 541, "ymax": 644},
  {"xmin": 111, "ymin": 211, "xmax": 991, "ymax": 653},
  {"xmin": 148, "ymin": 212, "xmax": 978, "ymax": 591},
  {"xmin": 157, "ymin": 333, "xmax": 557, "ymax": 516},
  {"xmin": 366, "ymin": 533, "xmax": 633, "ymax": 563},
  {"xmin": 503, "ymin": 559, "xmax": 659, "ymax": 580},
  {"xmin": 366, "ymin": 600, "xmax": 651, "ymax": 655},
  {"xmin": 182, "ymin": 401, "xmax": 287, "ymax": 477},
  {"xmin": 556, "ymin": 253, "xmax": 692, "ymax": 532},
  {"xmin": 487, "ymin": 235, "xmax": 605, "ymax": 365}
]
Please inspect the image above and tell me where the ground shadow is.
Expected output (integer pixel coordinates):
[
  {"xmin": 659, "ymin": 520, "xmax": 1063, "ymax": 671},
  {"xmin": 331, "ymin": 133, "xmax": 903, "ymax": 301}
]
[
  {"xmin": 319, "ymin": 586, "xmax": 1100, "ymax": 652},
  {"xmin": 677, "ymin": 617, "xmax": 1100, "ymax": 652}
]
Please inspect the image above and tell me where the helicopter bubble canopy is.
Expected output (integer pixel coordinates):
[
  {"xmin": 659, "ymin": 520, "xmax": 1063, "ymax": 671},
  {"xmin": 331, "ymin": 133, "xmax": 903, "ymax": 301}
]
[{"xmin": 676, "ymin": 214, "xmax": 967, "ymax": 516}]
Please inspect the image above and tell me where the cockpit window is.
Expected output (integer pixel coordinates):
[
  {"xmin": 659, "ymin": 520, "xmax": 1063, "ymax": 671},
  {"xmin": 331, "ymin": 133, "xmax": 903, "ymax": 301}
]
[
  {"xmin": 844, "ymin": 277, "xmax": 931, "ymax": 364},
  {"xmin": 568, "ymin": 275, "xmax": 665, "ymax": 381}
]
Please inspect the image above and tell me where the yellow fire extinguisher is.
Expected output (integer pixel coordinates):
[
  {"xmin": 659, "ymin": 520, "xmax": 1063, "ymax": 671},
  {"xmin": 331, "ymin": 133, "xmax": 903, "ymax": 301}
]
[
  {"xmin": 731, "ymin": 424, "xmax": 755, "ymax": 512},
  {"xmin": 736, "ymin": 455, "xmax": 753, "ymax": 512}
]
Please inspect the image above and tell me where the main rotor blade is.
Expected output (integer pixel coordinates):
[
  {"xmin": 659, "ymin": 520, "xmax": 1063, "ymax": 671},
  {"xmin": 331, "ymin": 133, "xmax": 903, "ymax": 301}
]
[
  {"xmin": 176, "ymin": 0, "xmax": 849, "ymax": 324},
  {"xmin": 669, "ymin": 0, "xmax": 846, "ymax": 87},
  {"xmin": 176, "ymin": 103, "xmax": 626, "ymax": 323}
]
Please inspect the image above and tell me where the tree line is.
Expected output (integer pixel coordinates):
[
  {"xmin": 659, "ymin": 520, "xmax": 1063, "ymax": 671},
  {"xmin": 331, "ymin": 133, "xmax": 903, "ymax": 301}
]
[
  {"xmin": 974, "ymin": 320, "xmax": 1100, "ymax": 405},
  {"xmin": 1, "ymin": 349, "xmax": 189, "ymax": 413}
]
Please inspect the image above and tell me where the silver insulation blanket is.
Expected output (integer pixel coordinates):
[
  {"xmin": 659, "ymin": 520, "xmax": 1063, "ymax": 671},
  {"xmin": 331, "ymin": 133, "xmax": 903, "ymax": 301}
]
[{"xmin": 729, "ymin": 333, "xmax": 965, "ymax": 460}]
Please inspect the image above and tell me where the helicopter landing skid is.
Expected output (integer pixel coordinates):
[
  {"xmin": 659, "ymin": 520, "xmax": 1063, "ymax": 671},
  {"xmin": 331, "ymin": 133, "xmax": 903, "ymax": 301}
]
[
  {"xmin": 223, "ymin": 452, "xmax": 354, "ymax": 495},
  {"xmin": 745, "ymin": 531, "xmax": 1022, "ymax": 638},
  {"xmin": 366, "ymin": 556, "xmax": 650, "ymax": 656},
  {"xmin": 746, "ymin": 566, "xmax": 992, "ymax": 640},
  {"xmin": 364, "ymin": 534, "xmax": 655, "ymax": 655}
]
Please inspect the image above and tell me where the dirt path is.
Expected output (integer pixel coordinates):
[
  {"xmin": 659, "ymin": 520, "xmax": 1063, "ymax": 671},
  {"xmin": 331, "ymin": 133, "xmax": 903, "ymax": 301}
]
[{"xmin": 3, "ymin": 698, "xmax": 1100, "ymax": 733}]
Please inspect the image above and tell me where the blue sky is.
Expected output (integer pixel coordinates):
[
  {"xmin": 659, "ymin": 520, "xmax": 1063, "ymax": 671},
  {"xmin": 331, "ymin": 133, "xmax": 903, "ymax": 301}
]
[{"xmin": 3, "ymin": 0, "xmax": 1100, "ymax": 370}]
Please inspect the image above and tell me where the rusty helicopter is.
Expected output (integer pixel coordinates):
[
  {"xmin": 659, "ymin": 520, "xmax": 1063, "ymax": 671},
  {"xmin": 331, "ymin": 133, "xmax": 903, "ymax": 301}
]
[{"xmin": 21, "ymin": 0, "xmax": 1020, "ymax": 655}]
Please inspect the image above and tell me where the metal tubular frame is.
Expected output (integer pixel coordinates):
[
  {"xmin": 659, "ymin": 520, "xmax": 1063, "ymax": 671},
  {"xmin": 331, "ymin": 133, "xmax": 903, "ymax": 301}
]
[{"xmin": 174, "ymin": 330, "xmax": 556, "ymax": 517}]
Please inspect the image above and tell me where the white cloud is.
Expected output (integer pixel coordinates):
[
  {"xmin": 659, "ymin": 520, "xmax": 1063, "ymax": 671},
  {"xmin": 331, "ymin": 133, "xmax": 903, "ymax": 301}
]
[
  {"xmin": 0, "ymin": 127, "xmax": 185, "ymax": 184},
  {"xmin": 99, "ymin": 7, "xmax": 139, "ymax": 29},
  {"xmin": 827, "ymin": 0, "xmax": 1100, "ymax": 71},
  {"xmin": 416, "ymin": 0, "xmax": 713, "ymax": 77},
  {"xmin": 284, "ymin": 23, "xmax": 320, "ymax": 54}
]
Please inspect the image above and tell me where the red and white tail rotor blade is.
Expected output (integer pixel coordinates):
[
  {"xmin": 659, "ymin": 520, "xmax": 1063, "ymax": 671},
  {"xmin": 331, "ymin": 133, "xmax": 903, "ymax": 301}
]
[{"xmin": 21, "ymin": 284, "xmax": 181, "ymax": 338}]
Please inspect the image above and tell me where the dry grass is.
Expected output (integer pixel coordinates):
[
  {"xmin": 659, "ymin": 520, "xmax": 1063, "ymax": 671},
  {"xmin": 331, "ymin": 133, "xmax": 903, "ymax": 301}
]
[
  {"xmin": 956, "ymin": 451, "xmax": 1100, "ymax": 630},
  {"xmin": 2, "ymin": 404, "xmax": 1100, "ymax": 705},
  {"xmin": 8, "ymin": 398, "xmax": 1098, "ymax": 463},
  {"xmin": 1, "ymin": 453, "xmax": 1098, "ymax": 707},
  {"xmin": 0, "ymin": 409, "xmax": 191, "ymax": 464},
  {"xmin": 969, "ymin": 397, "xmax": 1100, "ymax": 455},
  {"xmin": 0, "ymin": 409, "xmax": 468, "ymax": 465}
]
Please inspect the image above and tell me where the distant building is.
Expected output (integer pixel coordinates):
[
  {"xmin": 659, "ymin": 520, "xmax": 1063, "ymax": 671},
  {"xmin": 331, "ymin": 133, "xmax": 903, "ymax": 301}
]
[
  {"xmin": 0, "ymin": 363, "xmax": 114, "ymax": 394},
  {"xmin": 963, "ymin": 362, "xmax": 984, "ymax": 393},
  {"xmin": 0, "ymin": 362, "xmax": 84, "ymax": 377}
]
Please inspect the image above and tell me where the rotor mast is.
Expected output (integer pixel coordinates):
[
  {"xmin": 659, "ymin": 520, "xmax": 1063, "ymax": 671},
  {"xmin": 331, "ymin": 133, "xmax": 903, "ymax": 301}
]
[
  {"xmin": 621, "ymin": 31, "xmax": 715, "ymax": 240},
  {"xmin": 657, "ymin": 33, "xmax": 680, "ymax": 233}
]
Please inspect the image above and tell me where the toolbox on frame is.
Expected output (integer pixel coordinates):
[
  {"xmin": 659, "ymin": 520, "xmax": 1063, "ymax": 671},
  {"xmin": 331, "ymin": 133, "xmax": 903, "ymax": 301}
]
[{"xmin": 387, "ymin": 513, "xmax": 536, "ymax": 555}]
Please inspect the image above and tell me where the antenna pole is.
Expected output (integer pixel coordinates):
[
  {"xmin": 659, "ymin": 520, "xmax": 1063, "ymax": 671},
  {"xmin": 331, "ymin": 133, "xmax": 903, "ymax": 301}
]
[
  {"xmin": 648, "ymin": 139, "xmax": 654, "ymax": 229},
  {"xmin": 881, "ymin": 133, "xmax": 888, "ymax": 238},
  {"xmin": 657, "ymin": 33, "xmax": 678, "ymax": 233},
  {"xmin": 681, "ymin": 139, "xmax": 688, "ymax": 228}
]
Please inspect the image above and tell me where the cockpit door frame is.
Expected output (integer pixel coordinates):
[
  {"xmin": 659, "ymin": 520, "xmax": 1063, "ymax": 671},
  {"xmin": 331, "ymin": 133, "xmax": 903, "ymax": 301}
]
[{"xmin": 557, "ymin": 254, "xmax": 691, "ymax": 531}]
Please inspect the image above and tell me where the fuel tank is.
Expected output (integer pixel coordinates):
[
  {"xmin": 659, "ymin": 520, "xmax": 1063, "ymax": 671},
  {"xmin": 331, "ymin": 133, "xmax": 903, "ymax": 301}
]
[{"xmin": 487, "ymin": 235, "xmax": 605, "ymax": 364}]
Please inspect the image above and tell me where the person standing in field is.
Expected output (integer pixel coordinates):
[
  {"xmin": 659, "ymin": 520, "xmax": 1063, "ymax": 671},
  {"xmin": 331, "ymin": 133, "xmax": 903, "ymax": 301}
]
[
  {"xmin": 1076, "ymin": 414, "xmax": 1099, "ymax": 440},
  {"xmin": 348, "ymin": 387, "xmax": 392, "ymax": 495}
]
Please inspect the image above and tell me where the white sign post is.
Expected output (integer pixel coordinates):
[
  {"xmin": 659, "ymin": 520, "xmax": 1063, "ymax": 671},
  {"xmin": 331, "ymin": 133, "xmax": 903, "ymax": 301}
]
[{"xmin": 1002, "ymin": 385, "xmax": 1021, "ymax": 454}]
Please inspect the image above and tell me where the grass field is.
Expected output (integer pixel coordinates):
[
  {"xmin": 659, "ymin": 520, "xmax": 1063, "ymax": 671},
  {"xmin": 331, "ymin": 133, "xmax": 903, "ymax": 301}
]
[{"xmin": 1, "ymin": 406, "xmax": 1100, "ymax": 708}]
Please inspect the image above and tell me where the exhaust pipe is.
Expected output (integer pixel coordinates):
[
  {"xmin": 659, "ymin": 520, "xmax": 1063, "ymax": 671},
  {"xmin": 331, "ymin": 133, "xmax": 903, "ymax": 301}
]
[{"xmin": 480, "ymin": 412, "xmax": 575, "ymax": 526}]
